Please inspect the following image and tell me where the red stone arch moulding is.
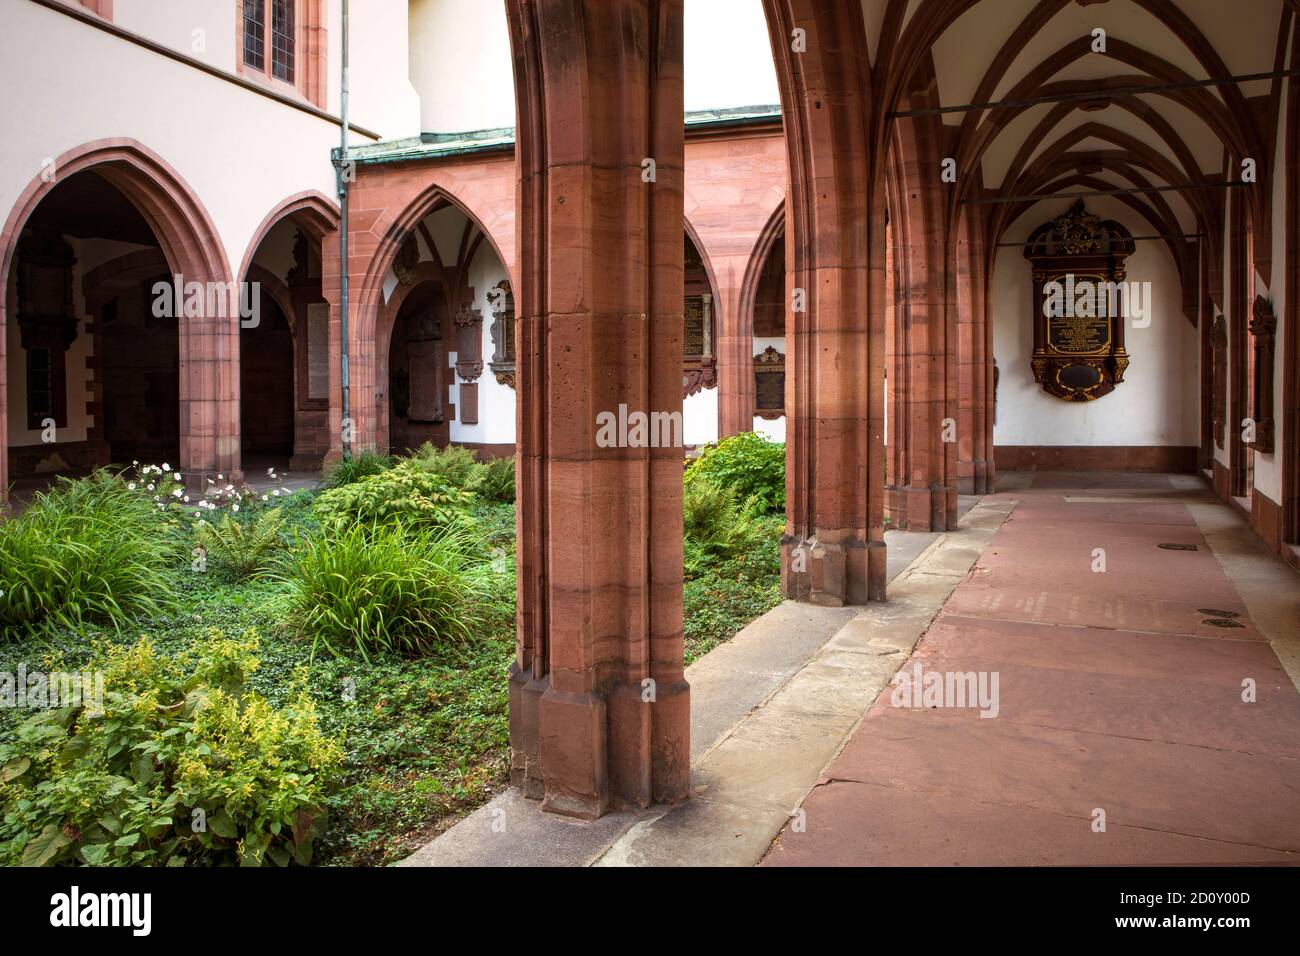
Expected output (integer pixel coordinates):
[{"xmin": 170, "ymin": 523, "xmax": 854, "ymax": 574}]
[
  {"xmin": 332, "ymin": 179, "xmax": 514, "ymax": 458},
  {"xmin": 0, "ymin": 137, "xmax": 234, "ymax": 501}
]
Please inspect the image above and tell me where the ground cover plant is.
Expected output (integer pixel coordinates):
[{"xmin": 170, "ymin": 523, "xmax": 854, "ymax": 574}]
[{"xmin": 0, "ymin": 437, "xmax": 783, "ymax": 864}]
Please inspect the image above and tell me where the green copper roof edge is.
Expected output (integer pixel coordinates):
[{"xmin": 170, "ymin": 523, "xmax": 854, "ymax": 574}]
[{"xmin": 342, "ymin": 105, "xmax": 782, "ymax": 166}]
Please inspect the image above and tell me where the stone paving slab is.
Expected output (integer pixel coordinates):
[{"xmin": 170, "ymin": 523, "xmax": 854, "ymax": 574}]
[
  {"xmin": 826, "ymin": 711, "xmax": 1300, "ymax": 854},
  {"xmin": 398, "ymin": 788, "xmax": 647, "ymax": 867},
  {"xmin": 763, "ymin": 473, "xmax": 1300, "ymax": 867},
  {"xmin": 761, "ymin": 781, "xmax": 1298, "ymax": 867},
  {"xmin": 919, "ymin": 614, "xmax": 1288, "ymax": 688}
]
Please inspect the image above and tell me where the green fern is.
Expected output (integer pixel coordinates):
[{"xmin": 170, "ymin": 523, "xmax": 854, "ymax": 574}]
[{"xmin": 195, "ymin": 509, "xmax": 287, "ymax": 582}]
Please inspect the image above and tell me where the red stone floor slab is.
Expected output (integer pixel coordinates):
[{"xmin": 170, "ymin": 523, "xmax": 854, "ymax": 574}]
[
  {"xmin": 916, "ymin": 614, "xmax": 1287, "ymax": 690},
  {"xmin": 763, "ymin": 476, "xmax": 1300, "ymax": 866},
  {"xmin": 824, "ymin": 711, "xmax": 1300, "ymax": 854},
  {"xmin": 885, "ymin": 633, "xmax": 1300, "ymax": 759},
  {"xmin": 762, "ymin": 780, "xmax": 1298, "ymax": 867},
  {"xmin": 1024, "ymin": 471, "xmax": 1178, "ymax": 491}
]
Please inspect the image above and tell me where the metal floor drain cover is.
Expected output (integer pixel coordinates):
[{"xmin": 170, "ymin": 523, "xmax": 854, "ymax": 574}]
[
  {"xmin": 1158, "ymin": 543, "xmax": 1198, "ymax": 551},
  {"xmin": 1202, "ymin": 618, "xmax": 1246, "ymax": 628},
  {"xmin": 1197, "ymin": 608, "xmax": 1240, "ymax": 618}
]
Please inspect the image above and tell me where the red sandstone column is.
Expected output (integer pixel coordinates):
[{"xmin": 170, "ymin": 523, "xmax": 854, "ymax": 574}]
[
  {"xmin": 956, "ymin": 202, "xmax": 994, "ymax": 494},
  {"xmin": 178, "ymin": 279, "xmax": 242, "ymax": 485},
  {"xmin": 883, "ymin": 86, "xmax": 958, "ymax": 532},
  {"xmin": 766, "ymin": 0, "xmax": 885, "ymax": 604},
  {"xmin": 716, "ymin": 277, "xmax": 754, "ymax": 438},
  {"xmin": 506, "ymin": 0, "xmax": 689, "ymax": 818}
]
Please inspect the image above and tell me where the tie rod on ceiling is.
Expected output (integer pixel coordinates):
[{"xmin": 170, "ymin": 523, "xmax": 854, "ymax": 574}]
[
  {"xmin": 887, "ymin": 69, "xmax": 1300, "ymax": 119},
  {"xmin": 962, "ymin": 180, "xmax": 1249, "ymax": 206},
  {"xmin": 995, "ymin": 232, "xmax": 1205, "ymax": 247}
]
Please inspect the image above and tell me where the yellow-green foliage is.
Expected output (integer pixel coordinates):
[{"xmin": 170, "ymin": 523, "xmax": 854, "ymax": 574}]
[
  {"xmin": 0, "ymin": 632, "xmax": 344, "ymax": 867},
  {"xmin": 311, "ymin": 461, "xmax": 474, "ymax": 534}
]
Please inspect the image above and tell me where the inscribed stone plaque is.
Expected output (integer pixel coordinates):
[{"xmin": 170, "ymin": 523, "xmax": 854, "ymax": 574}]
[
  {"xmin": 1047, "ymin": 311, "xmax": 1110, "ymax": 354},
  {"xmin": 307, "ymin": 302, "xmax": 329, "ymax": 400},
  {"xmin": 407, "ymin": 340, "xmax": 442, "ymax": 422},
  {"xmin": 755, "ymin": 369, "xmax": 784, "ymax": 412},
  {"xmin": 684, "ymin": 295, "xmax": 705, "ymax": 357}
]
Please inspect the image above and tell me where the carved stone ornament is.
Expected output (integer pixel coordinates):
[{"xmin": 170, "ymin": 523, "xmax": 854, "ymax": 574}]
[
  {"xmin": 1248, "ymin": 296, "xmax": 1277, "ymax": 453},
  {"xmin": 1050, "ymin": 200, "xmax": 1107, "ymax": 255},
  {"xmin": 488, "ymin": 279, "xmax": 516, "ymax": 390},
  {"xmin": 1211, "ymin": 314, "xmax": 1227, "ymax": 450},
  {"xmin": 754, "ymin": 345, "xmax": 785, "ymax": 420},
  {"xmin": 393, "ymin": 234, "xmax": 420, "ymax": 287}
]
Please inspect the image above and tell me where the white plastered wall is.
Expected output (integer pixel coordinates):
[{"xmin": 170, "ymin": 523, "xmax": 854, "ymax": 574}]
[
  {"xmin": 992, "ymin": 197, "xmax": 1200, "ymax": 448},
  {"xmin": 0, "ymin": 0, "xmax": 413, "ymax": 299},
  {"xmin": 1253, "ymin": 41, "xmax": 1291, "ymax": 505}
]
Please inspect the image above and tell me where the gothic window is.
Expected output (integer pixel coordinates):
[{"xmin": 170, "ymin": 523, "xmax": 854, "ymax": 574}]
[{"xmin": 243, "ymin": 1, "xmax": 296, "ymax": 85}]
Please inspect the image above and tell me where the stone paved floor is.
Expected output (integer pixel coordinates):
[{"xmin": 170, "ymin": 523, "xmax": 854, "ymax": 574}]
[{"xmin": 762, "ymin": 472, "xmax": 1300, "ymax": 866}]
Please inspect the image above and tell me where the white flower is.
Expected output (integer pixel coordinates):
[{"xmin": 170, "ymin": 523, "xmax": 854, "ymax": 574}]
[
  {"xmin": 217, "ymin": 474, "xmax": 224, "ymax": 480},
  {"xmin": 127, "ymin": 482, "xmax": 136, "ymax": 491},
  {"xmin": 162, "ymin": 463, "xmax": 171, "ymax": 472},
  {"xmin": 261, "ymin": 495, "xmax": 269, "ymax": 501},
  {"xmin": 231, "ymin": 504, "xmax": 239, "ymax": 513},
  {"xmin": 172, "ymin": 488, "xmax": 183, "ymax": 497},
  {"xmin": 267, "ymin": 468, "xmax": 275, "ymax": 477},
  {"xmin": 183, "ymin": 496, "xmax": 190, "ymax": 503},
  {"xmin": 146, "ymin": 483, "xmax": 155, "ymax": 492}
]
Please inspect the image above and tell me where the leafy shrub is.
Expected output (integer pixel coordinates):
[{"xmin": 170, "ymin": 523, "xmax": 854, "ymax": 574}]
[
  {"xmin": 0, "ymin": 471, "xmax": 176, "ymax": 636},
  {"xmin": 311, "ymin": 461, "xmax": 475, "ymax": 534},
  {"xmin": 409, "ymin": 443, "xmax": 486, "ymax": 493},
  {"xmin": 323, "ymin": 450, "xmax": 394, "ymax": 488},
  {"xmin": 478, "ymin": 456, "xmax": 516, "ymax": 503},
  {"xmin": 195, "ymin": 509, "xmax": 287, "ymax": 582},
  {"xmin": 0, "ymin": 633, "xmax": 343, "ymax": 867},
  {"xmin": 684, "ymin": 432, "xmax": 785, "ymax": 514},
  {"xmin": 682, "ymin": 476, "xmax": 766, "ymax": 576},
  {"xmin": 278, "ymin": 523, "xmax": 489, "ymax": 661}
]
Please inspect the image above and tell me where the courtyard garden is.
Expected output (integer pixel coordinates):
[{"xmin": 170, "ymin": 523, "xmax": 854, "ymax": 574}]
[{"xmin": 0, "ymin": 433, "xmax": 785, "ymax": 866}]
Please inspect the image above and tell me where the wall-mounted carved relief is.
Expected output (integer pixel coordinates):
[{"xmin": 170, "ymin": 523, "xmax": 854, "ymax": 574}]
[
  {"xmin": 1024, "ymin": 200, "xmax": 1135, "ymax": 402},
  {"xmin": 683, "ymin": 292, "xmax": 717, "ymax": 398},
  {"xmin": 488, "ymin": 279, "xmax": 516, "ymax": 389},
  {"xmin": 454, "ymin": 301, "xmax": 484, "ymax": 383},
  {"xmin": 1211, "ymin": 314, "xmax": 1227, "ymax": 450},
  {"xmin": 393, "ymin": 234, "xmax": 420, "ymax": 287},
  {"xmin": 684, "ymin": 238, "xmax": 718, "ymax": 400},
  {"xmin": 754, "ymin": 345, "xmax": 785, "ymax": 420},
  {"xmin": 1249, "ymin": 295, "xmax": 1276, "ymax": 454}
]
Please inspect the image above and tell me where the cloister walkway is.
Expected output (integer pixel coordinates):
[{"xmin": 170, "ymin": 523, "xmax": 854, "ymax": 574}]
[{"xmin": 763, "ymin": 473, "xmax": 1300, "ymax": 866}]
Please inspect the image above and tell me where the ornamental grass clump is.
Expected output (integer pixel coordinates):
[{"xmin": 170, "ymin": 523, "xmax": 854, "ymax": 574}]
[
  {"xmin": 277, "ymin": 523, "xmax": 489, "ymax": 661},
  {"xmin": 0, "ymin": 470, "xmax": 177, "ymax": 637}
]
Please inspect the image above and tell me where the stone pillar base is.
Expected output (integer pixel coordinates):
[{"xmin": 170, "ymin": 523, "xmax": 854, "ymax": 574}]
[
  {"xmin": 782, "ymin": 533, "xmax": 885, "ymax": 605},
  {"xmin": 507, "ymin": 663, "xmax": 546, "ymax": 799},
  {"xmin": 537, "ymin": 685, "xmax": 608, "ymax": 821},
  {"xmin": 886, "ymin": 483, "xmax": 959, "ymax": 532}
]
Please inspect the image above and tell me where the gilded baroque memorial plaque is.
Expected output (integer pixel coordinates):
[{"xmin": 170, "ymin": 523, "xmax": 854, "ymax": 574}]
[{"xmin": 1024, "ymin": 200, "xmax": 1135, "ymax": 402}]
